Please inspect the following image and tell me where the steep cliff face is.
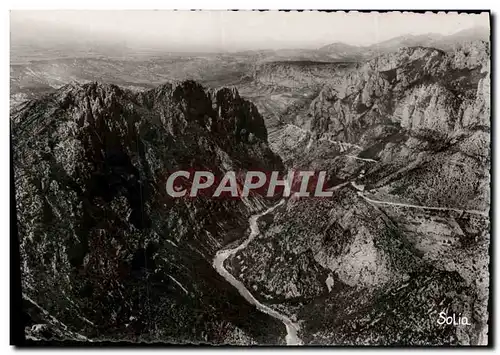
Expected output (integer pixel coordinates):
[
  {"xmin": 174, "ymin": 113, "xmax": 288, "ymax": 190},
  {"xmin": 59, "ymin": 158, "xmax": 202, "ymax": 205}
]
[
  {"xmin": 307, "ymin": 43, "xmax": 488, "ymax": 141},
  {"xmin": 13, "ymin": 80, "xmax": 286, "ymax": 344},
  {"xmin": 271, "ymin": 44, "xmax": 487, "ymax": 161},
  {"xmin": 237, "ymin": 61, "xmax": 355, "ymax": 156}
]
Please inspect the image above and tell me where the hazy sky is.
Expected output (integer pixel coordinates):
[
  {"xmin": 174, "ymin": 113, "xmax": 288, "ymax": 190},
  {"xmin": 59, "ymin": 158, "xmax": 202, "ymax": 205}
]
[{"xmin": 11, "ymin": 10, "xmax": 490, "ymax": 52}]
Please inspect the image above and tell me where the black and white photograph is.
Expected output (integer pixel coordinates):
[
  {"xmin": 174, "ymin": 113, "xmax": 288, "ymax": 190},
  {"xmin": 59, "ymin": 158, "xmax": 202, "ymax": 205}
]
[{"xmin": 9, "ymin": 9, "xmax": 491, "ymax": 346}]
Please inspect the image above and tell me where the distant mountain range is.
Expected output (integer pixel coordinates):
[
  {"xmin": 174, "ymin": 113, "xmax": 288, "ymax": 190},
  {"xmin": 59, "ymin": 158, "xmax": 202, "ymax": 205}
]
[
  {"xmin": 222, "ymin": 26, "xmax": 490, "ymax": 63},
  {"xmin": 317, "ymin": 26, "xmax": 490, "ymax": 60}
]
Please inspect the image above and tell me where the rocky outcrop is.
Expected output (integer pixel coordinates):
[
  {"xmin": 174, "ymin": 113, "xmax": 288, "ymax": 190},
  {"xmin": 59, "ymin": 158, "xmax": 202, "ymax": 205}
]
[
  {"xmin": 13, "ymin": 80, "xmax": 286, "ymax": 344},
  {"xmin": 308, "ymin": 42, "xmax": 489, "ymax": 142}
]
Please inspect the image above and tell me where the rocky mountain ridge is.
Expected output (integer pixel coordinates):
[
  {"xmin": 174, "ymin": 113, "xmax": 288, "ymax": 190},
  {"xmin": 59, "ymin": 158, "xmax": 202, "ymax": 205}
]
[
  {"xmin": 306, "ymin": 42, "xmax": 489, "ymax": 139},
  {"xmin": 13, "ymin": 80, "xmax": 287, "ymax": 344}
]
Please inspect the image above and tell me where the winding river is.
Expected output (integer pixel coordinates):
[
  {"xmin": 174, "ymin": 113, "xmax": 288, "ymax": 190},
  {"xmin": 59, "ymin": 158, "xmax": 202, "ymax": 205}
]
[{"xmin": 213, "ymin": 199, "xmax": 303, "ymax": 345}]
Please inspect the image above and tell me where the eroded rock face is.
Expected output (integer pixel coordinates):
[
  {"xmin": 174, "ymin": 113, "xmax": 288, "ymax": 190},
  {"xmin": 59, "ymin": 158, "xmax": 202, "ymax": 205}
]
[
  {"xmin": 13, "ymin": 80, "xmax": 286, "ymax": 344},
  {"xmin": 307, "ymin": 43, "xmax": 489, "ymax": 142}
]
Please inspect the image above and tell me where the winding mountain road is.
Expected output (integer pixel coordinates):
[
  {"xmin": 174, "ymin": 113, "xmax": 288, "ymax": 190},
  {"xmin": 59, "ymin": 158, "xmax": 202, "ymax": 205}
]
[
  {"xmin": 213, "ymin": 199, "xmax": 303, "ymax": 345},
  {"xmin": 356, "ymin": 190, "xmax": 489, "ymax": 217},
  {"xmin": 345, "ymin": 155, "xmax": 378, "ymax": 163}
]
